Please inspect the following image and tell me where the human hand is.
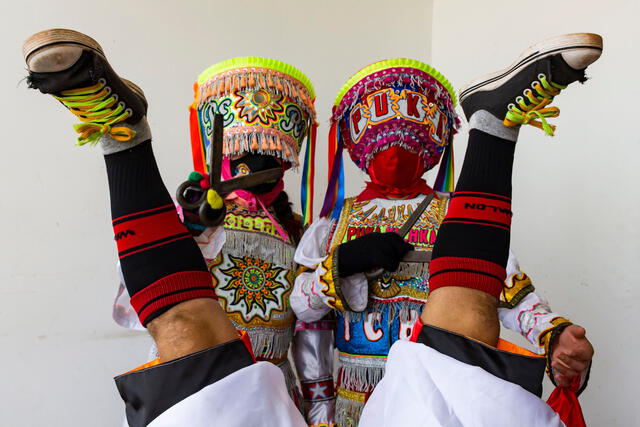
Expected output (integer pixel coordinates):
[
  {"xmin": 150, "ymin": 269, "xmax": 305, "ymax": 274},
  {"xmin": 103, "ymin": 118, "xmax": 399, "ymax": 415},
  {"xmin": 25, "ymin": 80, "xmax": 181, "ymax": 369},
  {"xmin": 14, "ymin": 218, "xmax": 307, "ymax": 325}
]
[{"xmin": 551, "ymin": 325, "xmax": 593, "ymax": 387}]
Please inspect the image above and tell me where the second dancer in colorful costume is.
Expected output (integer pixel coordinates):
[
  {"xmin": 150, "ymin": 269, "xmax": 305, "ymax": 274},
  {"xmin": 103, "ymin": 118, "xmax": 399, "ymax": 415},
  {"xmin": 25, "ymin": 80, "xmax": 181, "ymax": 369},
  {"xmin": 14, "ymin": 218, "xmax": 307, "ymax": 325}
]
[{"xmin": 291, "ymin": 59, "xmax": 590, "ymax": 426}]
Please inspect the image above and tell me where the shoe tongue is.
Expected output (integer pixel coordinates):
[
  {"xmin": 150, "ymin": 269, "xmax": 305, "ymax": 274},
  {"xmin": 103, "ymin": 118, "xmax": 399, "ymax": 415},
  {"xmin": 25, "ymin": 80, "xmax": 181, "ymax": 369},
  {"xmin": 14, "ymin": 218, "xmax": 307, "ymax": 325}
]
[
  {"xmin": 549, "ymin": 55, "xmax": 587, "ymax": 86},
  {"xmin": 27, "ymin": 50, "xmax": 103, "ymax": 95}
]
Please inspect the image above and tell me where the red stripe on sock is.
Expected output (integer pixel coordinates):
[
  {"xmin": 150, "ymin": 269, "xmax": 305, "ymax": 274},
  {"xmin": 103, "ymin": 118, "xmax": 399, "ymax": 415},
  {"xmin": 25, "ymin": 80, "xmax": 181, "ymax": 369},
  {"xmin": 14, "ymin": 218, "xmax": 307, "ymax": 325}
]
[
  {"xmin": 114, "ymin": 208, "xmax": 188, "ymax": 254},
  {"xmin": 429, "ymin": 257, "xmax": 505, "ymax": 298},
  {"xmin": 131, "ymin": 271, "xmax": 217, "ymax": 325},
  {"xmin": 446, "ymin": 195, "xmax": 512, "ymax": 228},
  {"xmin": 112, "ymin": 203, "xmax": 176, "ymax": 223},
  {"xmin": 118, "ymin": 234, "xmax": 191, "ymax": 259}
]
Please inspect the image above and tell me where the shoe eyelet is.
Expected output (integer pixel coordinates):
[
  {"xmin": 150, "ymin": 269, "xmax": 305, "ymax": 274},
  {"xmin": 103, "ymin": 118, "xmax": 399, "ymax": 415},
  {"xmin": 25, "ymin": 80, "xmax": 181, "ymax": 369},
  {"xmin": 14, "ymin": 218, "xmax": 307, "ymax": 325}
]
[
  {"xmin": 507, "ymin": 103, "xmax": 516, "ymax": 111},
  {"xmin": 125, "ymin": 108, "xmax": 133, "ymax": 116},
  {"xmin": 118, "ymin": 101, "xmax": 126, "ymax": 109},
  {"xmin": 531, "ymin": 81, "xmax": 539, "ymax": 89},
  {"xmin": 98, "ymin": 78, "xmax": 107, "ymax": 86},
  {"xmin": 112, "ymin": 93, "xmax": 119, "ymax": 101},
  {"xmin": 538, "ymin": 73, "xmax": 546, "ymax": 80},
  {"xmin": 516, "ymin": 96, "xmax": 524, "ymax": 104},
  {"xmin": 524, "ymin": 89, "xmax": 532, "ymax": 96}
]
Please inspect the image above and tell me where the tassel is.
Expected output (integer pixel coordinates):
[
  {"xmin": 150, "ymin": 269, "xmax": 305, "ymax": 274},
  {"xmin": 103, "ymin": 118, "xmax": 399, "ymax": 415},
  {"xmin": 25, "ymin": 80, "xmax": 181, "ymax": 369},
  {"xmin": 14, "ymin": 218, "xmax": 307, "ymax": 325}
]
[
  {"xmin": 249, "ymin": 73, "xmax": 256, "ymax": 87},
  {"xmin": 251, "ymin": 133, "xmax": 259, "ymax": 150},
  {"xmin": 232, "ymin": 76, "xmax": 238, "ymax": 92},
  {"xmin": 240, "ymin": 74, "xmax": 246, "ymax": 88},
  {"xmin": 189, "ymin": 105, "xmax": 207, "ymax": 174},
  {"xmin": 225, "ymin": 76, "xmax": 231, "ymax": 94},
  {"xmin": 276, "ymin": 137, "xmax": 282, "ymax": 151},
  {"xmin": 269, "ymin": 134, "xmax": 278, "ymax": 150},
  {"xmin": 259, "ymin": 74, "xmax": 266, "ymax": 88},
  {"xmin": 267, "ymin": 74, "xmax": 274, "ymax": 88},
  {"xmin": 433, "ymin": 135, "xmax": 455, "ymax": 193},
  {"xmin": 234, "ymin": 137, "xmax": 241, "ymax": 153},
  {"xmin": 261, "ymin": 134, "xmax": 270, "ymax": 150},
  {"xmin": 276, "ymin": 77, "xmax": 284, "ymax": 93}
]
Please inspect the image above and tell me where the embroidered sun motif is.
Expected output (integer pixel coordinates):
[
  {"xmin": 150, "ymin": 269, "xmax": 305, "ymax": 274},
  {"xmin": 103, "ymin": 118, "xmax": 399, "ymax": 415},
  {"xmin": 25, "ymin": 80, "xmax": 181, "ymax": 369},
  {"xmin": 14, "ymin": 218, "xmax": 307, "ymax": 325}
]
[
  {"xmin": 234, "ymin": 89, "xmax": 284, "ymax": 125},
  {"xmin": 218, "ymin": 255, "xmax": 286, "ymax": 320}
]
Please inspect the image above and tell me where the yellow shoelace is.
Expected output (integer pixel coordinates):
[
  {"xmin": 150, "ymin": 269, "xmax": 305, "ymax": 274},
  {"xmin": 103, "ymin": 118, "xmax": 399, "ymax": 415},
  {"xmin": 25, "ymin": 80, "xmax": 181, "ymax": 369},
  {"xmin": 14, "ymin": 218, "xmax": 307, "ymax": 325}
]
[
  {"xmin": 54, "ymin": 78, "xmax": 136, "ymax": 145},
  {"xmin": 503, "ymin": 73, "xmax": 567, "ymax": 136}
]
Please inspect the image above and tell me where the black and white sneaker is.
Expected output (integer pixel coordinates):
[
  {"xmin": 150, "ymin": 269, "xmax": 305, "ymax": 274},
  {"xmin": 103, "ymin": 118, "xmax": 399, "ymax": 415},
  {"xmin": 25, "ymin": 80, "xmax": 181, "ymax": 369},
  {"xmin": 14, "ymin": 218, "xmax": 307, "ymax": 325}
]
[
  {"xmin": 460, "ymin": 33, "xmax": 603, "ymax": 137},
  {"xmin": 23, "ymin": 28, "xmax": 148, "ymax": 146}
]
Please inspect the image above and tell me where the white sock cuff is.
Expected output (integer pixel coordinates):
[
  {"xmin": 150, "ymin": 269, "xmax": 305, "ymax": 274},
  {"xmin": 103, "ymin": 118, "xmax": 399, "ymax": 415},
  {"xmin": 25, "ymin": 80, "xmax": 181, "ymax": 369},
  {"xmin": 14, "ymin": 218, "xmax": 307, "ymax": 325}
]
[
  {"xmin": 468, "ymin": 110, "xmax": 519, "ymax": 142},
  {"xmin": 100, "ymin": 116, "xmax": 152, "ymax": 154}
]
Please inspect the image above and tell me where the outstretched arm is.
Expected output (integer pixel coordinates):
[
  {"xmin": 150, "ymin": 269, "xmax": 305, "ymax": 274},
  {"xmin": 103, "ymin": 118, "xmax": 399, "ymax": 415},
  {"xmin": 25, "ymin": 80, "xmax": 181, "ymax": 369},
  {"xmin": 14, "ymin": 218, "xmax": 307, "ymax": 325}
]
[{"xmin": 499, "ymin": 250, "xmax": 593, "ymax": 389}]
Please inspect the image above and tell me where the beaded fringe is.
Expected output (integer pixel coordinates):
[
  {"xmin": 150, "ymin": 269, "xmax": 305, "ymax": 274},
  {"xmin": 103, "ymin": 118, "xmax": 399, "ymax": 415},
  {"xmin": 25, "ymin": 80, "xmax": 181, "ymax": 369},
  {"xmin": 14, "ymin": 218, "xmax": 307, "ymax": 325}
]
[
  {"xmin": 246, "ymin": 327, "xmax": 293, "ymax": 360},
  {"xmin": 338, "ymin": 361, "xmax": 385, "ymax": 393},
  {"xmin": 197, "ymin": 68, "xmax": 315, "ymax": 118},
  {"xmin": 223, "ymin": 229, "xmax": 295, "ymax": 270},
  {"xmin": 279, "ymin": 359, "xmax": 304, "ymax": 410},
  {"xmin": 222, "ymin": 128, "xmax": 299, "ymax": 166},
  {"xmin": 335, "ymin": 393, "xmax": 366, "ymax": 427},
  {"xmin": 395, "ymin": 261, "xmax": 430, "ymax": 277}
]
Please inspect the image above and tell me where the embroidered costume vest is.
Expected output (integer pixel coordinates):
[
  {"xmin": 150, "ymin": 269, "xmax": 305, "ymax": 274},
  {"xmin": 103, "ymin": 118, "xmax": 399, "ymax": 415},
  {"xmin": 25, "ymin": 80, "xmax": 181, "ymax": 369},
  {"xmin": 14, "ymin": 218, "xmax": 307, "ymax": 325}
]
[
  {"xmin": 327, "ymin": 195, "xmax": 448, "ymax": 426},
  {"xmin": 205, "ymin": 200, "xmax": 300, "ymax": 402}
]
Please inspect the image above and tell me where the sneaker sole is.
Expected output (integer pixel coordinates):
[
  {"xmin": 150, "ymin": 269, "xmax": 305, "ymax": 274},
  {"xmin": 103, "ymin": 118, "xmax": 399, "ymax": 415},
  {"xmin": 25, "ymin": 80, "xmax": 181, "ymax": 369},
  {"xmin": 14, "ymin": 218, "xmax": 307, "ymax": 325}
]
[
  {"xmin": 22, "ymin": 28, "xmax": 145, "ymax": 99},
  {"xmin": 459, "ymin": 33, "xmax": 603, "ymax": 101}
]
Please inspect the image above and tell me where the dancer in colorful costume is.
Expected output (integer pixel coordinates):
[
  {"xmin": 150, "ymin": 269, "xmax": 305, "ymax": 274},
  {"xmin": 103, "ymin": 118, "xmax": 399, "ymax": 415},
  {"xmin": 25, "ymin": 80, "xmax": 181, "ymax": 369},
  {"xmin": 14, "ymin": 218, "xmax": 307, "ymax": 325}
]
[
  {"xmin": 111, "ymin": 55, "xmax": 335, "ymax": 424},
  {"xmin": 291, "ymin": 58, "xmax": 593, "ymax": 426}
]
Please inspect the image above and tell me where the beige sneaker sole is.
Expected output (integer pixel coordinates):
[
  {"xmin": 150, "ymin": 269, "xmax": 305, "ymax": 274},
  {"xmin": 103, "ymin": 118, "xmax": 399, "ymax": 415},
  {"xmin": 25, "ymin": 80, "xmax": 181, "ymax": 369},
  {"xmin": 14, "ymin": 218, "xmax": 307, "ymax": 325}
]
[
  {"xmin": 22, "ymin": 28, "xmax": 145, "ymax": 99},
  {"xmin": 459, "ymin": 33, "xmax": 603, "ymax": 101},
  {"xmin": 23, "ymin": 28, "xmax": 104, "ymax": 65}
]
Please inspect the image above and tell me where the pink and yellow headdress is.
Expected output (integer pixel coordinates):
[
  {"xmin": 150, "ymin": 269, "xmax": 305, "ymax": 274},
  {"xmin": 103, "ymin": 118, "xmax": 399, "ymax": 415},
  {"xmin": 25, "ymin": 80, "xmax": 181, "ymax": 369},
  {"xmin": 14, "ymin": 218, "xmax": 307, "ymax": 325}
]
[
  {"xmin": 189, "ymin": 57, "xmax": 317, "ymax": 225},
  {"xmin": 321, "ymin": 59, "xmax": 460, "ymax": 218}
]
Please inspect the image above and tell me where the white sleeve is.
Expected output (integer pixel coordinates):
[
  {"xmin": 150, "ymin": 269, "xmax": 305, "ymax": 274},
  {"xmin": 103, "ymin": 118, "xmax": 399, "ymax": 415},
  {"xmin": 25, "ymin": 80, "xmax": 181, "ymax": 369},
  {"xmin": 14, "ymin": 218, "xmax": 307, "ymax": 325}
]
[
  {"xmin": 290, "ymin": 218, "xmax": 368, "ymax": 322},
  {"xmin": 193, "ymin": 226, "xmax": 226, "ymax": 260},
  {"xmin": 112, "ymin": 262, "xmax": 144, "ymax": 331},
  {"xmin": 499, "ymin": 250, "xmax": 571, "ymax": 353}
]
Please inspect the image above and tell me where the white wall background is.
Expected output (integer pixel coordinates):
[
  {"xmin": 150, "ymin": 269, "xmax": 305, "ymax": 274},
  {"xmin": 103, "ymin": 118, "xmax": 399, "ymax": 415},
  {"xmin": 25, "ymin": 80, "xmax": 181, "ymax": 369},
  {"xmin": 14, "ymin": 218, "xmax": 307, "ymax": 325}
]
[{"xmin": 0, "ymin": 0, "xmax": 636, "ymax": 425}]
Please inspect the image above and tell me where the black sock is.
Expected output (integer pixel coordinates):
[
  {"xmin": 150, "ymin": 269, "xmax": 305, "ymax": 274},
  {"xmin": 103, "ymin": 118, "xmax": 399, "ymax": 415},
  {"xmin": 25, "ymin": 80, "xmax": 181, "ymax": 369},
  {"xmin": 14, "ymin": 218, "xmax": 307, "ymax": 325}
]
[
  {"xmin": 429, "ymin": 129, "xmax": 515, "ymax": 298},
  {"xmin": 106, "ymin": 141, "xmax": 215, "ymax": 326}
]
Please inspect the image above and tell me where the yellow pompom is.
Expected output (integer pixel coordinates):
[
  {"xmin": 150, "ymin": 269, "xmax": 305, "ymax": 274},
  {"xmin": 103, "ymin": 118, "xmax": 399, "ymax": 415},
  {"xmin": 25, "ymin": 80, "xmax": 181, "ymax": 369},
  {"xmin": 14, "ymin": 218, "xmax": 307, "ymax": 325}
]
[{"xmin": 206, "ymin": 189, "xmax": 223, "ymax": 210}]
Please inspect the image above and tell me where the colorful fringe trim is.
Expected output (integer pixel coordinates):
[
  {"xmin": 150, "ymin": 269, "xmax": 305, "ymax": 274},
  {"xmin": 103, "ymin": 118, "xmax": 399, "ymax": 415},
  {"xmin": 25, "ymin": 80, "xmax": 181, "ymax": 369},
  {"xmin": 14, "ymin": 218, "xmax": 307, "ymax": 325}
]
[{"xmin": 223, "ymin": 229, "xmax": 295, "ymax": 271}]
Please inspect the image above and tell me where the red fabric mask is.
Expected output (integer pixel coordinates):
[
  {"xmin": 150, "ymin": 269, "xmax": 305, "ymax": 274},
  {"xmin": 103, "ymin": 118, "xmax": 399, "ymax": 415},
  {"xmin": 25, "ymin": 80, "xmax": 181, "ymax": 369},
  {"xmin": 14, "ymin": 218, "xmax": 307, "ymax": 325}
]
[{"xmin": 358, "ymin": 146, "xmax": 433, "ymax": 201}]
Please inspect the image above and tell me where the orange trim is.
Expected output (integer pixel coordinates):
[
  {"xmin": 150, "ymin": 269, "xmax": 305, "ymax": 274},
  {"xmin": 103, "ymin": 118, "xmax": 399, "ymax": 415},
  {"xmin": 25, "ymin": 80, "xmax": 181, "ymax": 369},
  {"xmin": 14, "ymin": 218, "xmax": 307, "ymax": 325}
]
[
  {"xmin": 497, "ymin": 338, "xmax": 542, "ymax": 358},
  {"xmin": 123, "ymin": 358, "xmax": 161, "ymax": 375}
]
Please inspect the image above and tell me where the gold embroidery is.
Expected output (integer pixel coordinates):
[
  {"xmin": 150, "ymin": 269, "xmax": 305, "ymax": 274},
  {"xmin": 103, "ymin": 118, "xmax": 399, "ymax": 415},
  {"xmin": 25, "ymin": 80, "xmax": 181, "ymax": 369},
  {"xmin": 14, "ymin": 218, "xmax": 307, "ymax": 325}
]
[
  {"xmin": 319, "ymin": 248, "xmax": 346, "ymax": 311},
  {"xmin": 337, "ymin": 387, "xmax": 367, "ymax": 404},
  {"xmin": 539, "ymin": 316, "xmax": 572, "ymax": 350},
  {"xmin": 500, "ymin": 272, "xmax": 535, "ymax": 308}
]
